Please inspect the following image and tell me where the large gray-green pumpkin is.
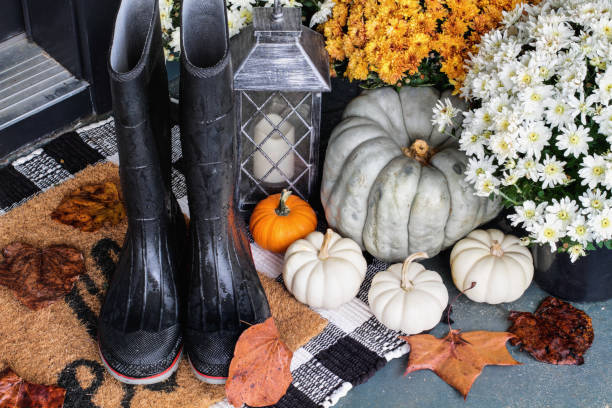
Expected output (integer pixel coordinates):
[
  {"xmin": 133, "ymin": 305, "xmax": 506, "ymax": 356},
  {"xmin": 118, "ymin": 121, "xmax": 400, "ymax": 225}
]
[{"xmin": 321, "ymin": 87, "xmax": 501, "ymax": 262}]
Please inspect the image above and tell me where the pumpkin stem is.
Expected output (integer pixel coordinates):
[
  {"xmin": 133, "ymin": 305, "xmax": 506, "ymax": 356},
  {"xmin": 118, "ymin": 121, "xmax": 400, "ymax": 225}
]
[
  {"xmin": 400, "ymin": 252, "xmax": 429, "ymax": 290},
  {"xmin": 318, "ymin": 229, "xmax": 334, "ymax": 260},
  {"xmin": 403, "ymin": 139, "xmax": 434, "ymax": 165},
  {"xmin": 275, "ymin": 189, "xmax": 292, "ymax": 216},
  {"xmin": 490, "ymin": 240, "xmax": 504, "ymax": 257}
]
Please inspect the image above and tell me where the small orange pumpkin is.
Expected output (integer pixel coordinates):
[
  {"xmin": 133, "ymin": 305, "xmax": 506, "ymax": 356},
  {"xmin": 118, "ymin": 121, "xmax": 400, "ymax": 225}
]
[{"xmin": 249, "ymin": 189, "xmax": 317, "ymax": 253}]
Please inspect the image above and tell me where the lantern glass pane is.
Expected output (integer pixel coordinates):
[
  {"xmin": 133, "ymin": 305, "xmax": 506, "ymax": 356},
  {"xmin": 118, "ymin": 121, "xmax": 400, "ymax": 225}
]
[{"xmin": 238, "ymin": 90, "xmax": 315, "ymax": 209}]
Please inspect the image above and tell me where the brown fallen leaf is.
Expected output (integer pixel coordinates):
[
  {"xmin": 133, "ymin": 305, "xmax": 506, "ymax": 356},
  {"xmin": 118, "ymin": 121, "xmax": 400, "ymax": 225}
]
[
  {"xmin": 401, "ymin": 282, "xmax": 520, "ymax": 399},
  {"xmin": 508, "ymin": 296, "xmax": 594, "ymax": 365},
  {"xmin": 0, "ymin": 243, "xmax": 85, "ymax": 310},
  {"xmin": 51, "ymin": 182, "xmax": 125, "ymax": 232},
  {"xmin": 225, "ymin": 317, "xmax": 293, "ymax": 407},
  {"xmin": 0, "ymin": 368, "xmax": 66, "ymax": 408},
  {"xmin": 401, "ymin": 330, "xmax": 520, "ymax": 399}
]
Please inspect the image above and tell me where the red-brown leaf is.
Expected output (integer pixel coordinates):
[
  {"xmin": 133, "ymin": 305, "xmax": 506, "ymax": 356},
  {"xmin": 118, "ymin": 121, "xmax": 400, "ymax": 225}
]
[
  {"xmin": 51, "ymin": 182, "xmax": 126, "ymax": 232},
  {"xmin": 225, "ymin": 317, "xmax": 293, "ymax": 407},
  {"xmin": 401, "ymin": 330, "xmax": 520, "ymax": 399},
  {"xmin": 508, "ymin": 296, "xmax": 594, "ymax": 365},
  {"xmin": 0, "ymin": 368, "xmax": 66, "ymax": 408},
  {"xmin": 0, "ymin": 242, "xmax": 85, "ymax": 310}
]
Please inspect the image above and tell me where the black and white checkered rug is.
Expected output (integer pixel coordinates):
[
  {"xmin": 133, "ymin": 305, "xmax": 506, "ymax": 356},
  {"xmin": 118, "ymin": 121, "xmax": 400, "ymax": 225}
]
[{"xmin": 0, "ymin": 118, "xmax": 407, "ymax": 408}]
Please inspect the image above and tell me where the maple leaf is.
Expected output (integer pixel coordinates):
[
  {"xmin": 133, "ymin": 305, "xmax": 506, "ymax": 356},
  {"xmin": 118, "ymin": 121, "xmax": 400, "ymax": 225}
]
[
  {"xmin": 401, "ymin": 330, "xmax": 520, "ymax": 399},
  {"xmin": 51, "ymin": 182, "xmax": 126, "ymax": 232},
  {"xmin": 0, "ymin": 368, "xmax": 66, "ymax": 408},
  {"xmin": 508, "ymin": 296, "xmax": 594, "ymax": 365},
  {"xmin": 225, "ymin": 317, "xmax": 293, "ymax": 407},
  {"xmin": 0, "ymin": 243, "xmax": 85, "ymax": 310}
]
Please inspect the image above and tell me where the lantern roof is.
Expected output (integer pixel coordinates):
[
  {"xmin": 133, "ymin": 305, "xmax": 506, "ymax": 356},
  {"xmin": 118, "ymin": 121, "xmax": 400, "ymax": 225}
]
[{"xmin": 230, "ymin": 6, "xmax": 331, "ymax": 92}]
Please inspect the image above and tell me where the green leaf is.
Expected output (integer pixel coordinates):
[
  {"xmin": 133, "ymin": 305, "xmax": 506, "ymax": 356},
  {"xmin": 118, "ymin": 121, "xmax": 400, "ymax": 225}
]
[
  {"xmin": 597, "ymin": 241, "xmax": 604, "ymax": 248},
  {"xmin": 586, "ymin": 243, "xmax": 596, "ymax": 251},
  {"xmin": 605, "ymin": 241, "xmax": 612, "ymax": 250}
]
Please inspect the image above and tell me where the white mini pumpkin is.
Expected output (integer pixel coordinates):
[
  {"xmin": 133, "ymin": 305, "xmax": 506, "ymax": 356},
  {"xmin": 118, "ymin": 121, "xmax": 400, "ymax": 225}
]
[
  {"xmin": 450, "ymin": 229, "xmax": 534, "ymax": 304},
  {"xmin": 283, "ymin": 229, "xmax": 367, "ymax": 309},
  {"xmin": 321, "ymin": 86, "xmax": 501, "ymax": 262},
  {"xmin": 368, "ymin": 252, "xmax": 448, "ymax": 335}
]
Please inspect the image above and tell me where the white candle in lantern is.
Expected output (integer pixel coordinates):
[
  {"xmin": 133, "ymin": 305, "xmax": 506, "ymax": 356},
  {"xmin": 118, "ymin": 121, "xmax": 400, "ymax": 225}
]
[{"xmin": 253, "ymin": 113, "xmax": 295, "ymax": 183}]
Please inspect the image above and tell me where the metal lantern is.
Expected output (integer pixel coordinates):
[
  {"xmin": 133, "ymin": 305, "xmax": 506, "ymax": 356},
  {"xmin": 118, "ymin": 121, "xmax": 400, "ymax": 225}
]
[{"xmin": 231, "ymin": 1, "xmax": 331, "ymax": 211}]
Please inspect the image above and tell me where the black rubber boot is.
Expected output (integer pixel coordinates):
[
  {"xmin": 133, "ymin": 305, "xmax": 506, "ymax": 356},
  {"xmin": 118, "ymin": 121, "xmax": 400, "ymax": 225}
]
[
  {"xmin": 98, "ymin": 0, "xmax": 187, "ymax": 385},
  {"xmin": 180, "ymin": 0, "xmax": 272, "ymax": 384}
]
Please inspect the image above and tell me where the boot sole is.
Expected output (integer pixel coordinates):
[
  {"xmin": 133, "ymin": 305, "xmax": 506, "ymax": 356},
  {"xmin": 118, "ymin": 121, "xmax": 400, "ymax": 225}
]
[
  {"xmin": 188, "ymin": 357, "xmax": 228, "ymax": 384},
  {"xmin": 99, "ymin": 343, "xmax": 183, "ymax": 385}
]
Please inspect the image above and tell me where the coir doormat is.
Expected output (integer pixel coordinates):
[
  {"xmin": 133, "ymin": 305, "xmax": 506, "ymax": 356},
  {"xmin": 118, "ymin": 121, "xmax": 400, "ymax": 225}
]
[
  {"xmin": 0, "ymin": 118, "xmax": 410, "ymax": 407},
  {"xmin": 0, "ymin": 161, "xmax": 328, "ymax": 408}
]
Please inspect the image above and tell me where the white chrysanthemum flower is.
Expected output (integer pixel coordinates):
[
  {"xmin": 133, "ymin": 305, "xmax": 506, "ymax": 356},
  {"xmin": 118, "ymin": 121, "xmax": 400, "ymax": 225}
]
[
  {"xmin": 509, "ymin": 200, "xmax": 547, "ymax": 229},
  {"xmin": 489, "ymin": 133, "xmax": 518, "ymax": 163},
  {"xmin": 534, "ymin": 214, "xmax": 565, "ymax": 251},
  {"xmin": 579, "ymin": 189, "xmax": 608, "ymax": 214},
  {"xmin": 227, "ymin": 8, "xmax": 246, "ymax": 37},
  {"xmin": 567, "ymin": 92, "xmax": 598, "ymax": 125},
  {"xmin": 556, "ymin": 123, "xmax": 592, "ymax": 157},
  {"xmin": 459, "ymin": 131, "xmax": 486, "ymax": 158},
  {"xmin": 568, "ymin": 244, "xmax": 586, "ymax": 262},
  {"xmin": 567, "ymin": 216, "xmax": 592, "ymax": 246},
  {"xmin": 431, "ymin": 98, "xmax": 460, "ymax": 133},
  {"xmin": 538, "ymin": 154, "xmax": 567, "ymax": 189},
  {"xmin": 501, "ymin": 3, "xmax": 525, "ymax": 28},
  {"xmin": 547, "ymin": 197, "xmax": 579, "ymax": 226},
  {"xmin": 594, "ymin": 105, "xmax": 612, "ymax": 138},
  {"xmin": 310, "ymin": 0, "xmax": 335, "ymax": 27},
  {"xmin": 517, "ymin": 157, "xmax": 540, "ymax": 180},
  {"xmin": 544, "ymin": 98, "xmax": 574, "ymax": 128},
  {"xmin": 519, "ymin": 85, "xmax": 554, "ymax": 115},
  {"xmin": 474, "ymin": 173, "xmax": 500, "ymax": 197},
  {"xmin": 595, "ymin": 68, "xmax": 612, "ymax": 104},
  {"xmin": 517, "ymin": 121, "xmax": 552, "ymax": 159},
  {"xmin": 579, "ymin": 154, "xmax": 607, "ymax": 188},
  {"xmin": 169, "ymin": 27, "xmax": 180, "ymax": 53},
  {"xmin": 465, "ymin": 156, "xmax": 497, "ymax": 184},
  {"xmin": 230, "ymin": 0, "xmax": 255, "ymax": 10},
  {"xmin": 501, "ymin": 170, "xmax": 522, "ymax": 186},
  {"xmin": 589, "ymin": 207, "xmax": 612, "ymax": 241}
]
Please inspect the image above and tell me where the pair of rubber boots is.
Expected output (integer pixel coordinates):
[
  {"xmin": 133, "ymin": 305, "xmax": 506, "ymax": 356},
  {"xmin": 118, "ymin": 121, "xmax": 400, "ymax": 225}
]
[{"xmin": 97, "ymin": 0, "xmax": 271, "ymax": 385}]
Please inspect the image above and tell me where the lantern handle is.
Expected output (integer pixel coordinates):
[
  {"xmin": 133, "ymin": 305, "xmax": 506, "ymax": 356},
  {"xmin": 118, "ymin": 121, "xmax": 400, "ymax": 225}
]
[{"xmin": 272, "ymin": 0, "xmax": 283, "ymax": 21}]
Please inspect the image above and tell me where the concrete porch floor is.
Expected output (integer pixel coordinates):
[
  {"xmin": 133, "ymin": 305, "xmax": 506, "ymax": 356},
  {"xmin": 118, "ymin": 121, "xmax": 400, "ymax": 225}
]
[{"xmin": 335, "ymin": 248, "xmax": 612, "ymax": 408}]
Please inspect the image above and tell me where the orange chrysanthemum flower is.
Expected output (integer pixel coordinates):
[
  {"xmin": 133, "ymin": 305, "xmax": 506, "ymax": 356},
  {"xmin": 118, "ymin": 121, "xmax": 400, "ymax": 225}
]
[{"xmin": 321, "ymin": 0, "xmax": 538, "ymax": 91}]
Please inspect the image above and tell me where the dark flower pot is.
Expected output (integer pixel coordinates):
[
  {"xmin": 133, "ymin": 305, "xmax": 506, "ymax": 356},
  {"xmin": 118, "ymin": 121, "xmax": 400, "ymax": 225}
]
[{"xmin": 532, "ymin": 245, "xmax": 612, "ymax": 301}]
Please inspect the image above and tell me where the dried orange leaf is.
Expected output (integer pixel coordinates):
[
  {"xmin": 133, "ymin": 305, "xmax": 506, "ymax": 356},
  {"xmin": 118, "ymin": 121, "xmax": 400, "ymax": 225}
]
[
  {"xmin": 0, "ymin": 368, "xmax": 66, "ymax": 408},
  {"xmin": 51, "ymin": 182, "xmax": 125, "ymax": 232},
  {"xmin": 508, "ymin": 296, "xmax": 594, "ymax": 365},
  {"xmin": 401, "ymin": 330, "xmax": 520, "ymax": 399},
  {"xmin": 226, "ymin": 317, "xmax": 293, "ymax": 407},
  {"xmin": 0, "ymin": 243, "xmax": 85, "ymax": 310}
]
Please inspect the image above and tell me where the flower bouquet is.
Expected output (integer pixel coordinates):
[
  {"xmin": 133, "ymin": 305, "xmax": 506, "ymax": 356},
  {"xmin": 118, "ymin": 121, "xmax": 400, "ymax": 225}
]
[
  {"xmin": 320, "ymin": 0, "xmax": 536, "ymax": 91},
  {"xmin": 456, "ymin": 0, "xmax": 612, "ymax": 262}
]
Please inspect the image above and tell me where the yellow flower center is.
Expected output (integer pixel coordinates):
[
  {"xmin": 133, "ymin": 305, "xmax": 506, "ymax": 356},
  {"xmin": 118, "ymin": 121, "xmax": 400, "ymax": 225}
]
[
  {"xmin": 602, "ymin": 218, "xmax": 610, "ymax": 228},
  {"xmin": 470, "ymin": 134, "xmax": 478, "ymax": 142},
  {"xmin": 498, "ymin": 141, "xmax": 509, "ymax": 151},
  {"xmin": 545, "ymin": 164, "xmax": 559, "ymax": 175},
  {"xmin": 576, "ymin": 225, "xmax": 586, "ymax": 236},
  {"xmin": 525, "ymin": 209, "xmax": 535, "ymax": 218},
  {"xmin": 558, "ymin": 210, "xmax": 569, "ymax": 220},
  {"xmin": 521, "ymin": 74, "xmax": 532, "ymax": 85},
  {"xmin": 543, "ymin": 228, "xmax": 556, "ymax": 239},
  {"xmin": 476, "ymin": 168, "xmax": 485, "ymax": 175},
  {"xmin": 592, "ymin": 199, "xmax": 602, "ymax": 209},
  {"xmin": 593, "ymin": 166, "xmax": 604, "ymax": 176},
  {"xmin": 569, "ymin": 134, "xmax": 580, "ymax": 145},
  {"xmin": 531, "ymin": 93, "xmax": 542, "ymax": 101},
  {"xmin": 529, "ymin": 132, "xmax": 539, "ymax": 142},
  {"xmin": 555, "ymin": 104, "xmax": 565, "ymax": 114},
  {"xmin": 483, "ymin": 113, "xmax": 492, "ymax": 124},
  {"xmin": 482, "ymin": 181, "xmax": 494, "ymax": 192}
]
